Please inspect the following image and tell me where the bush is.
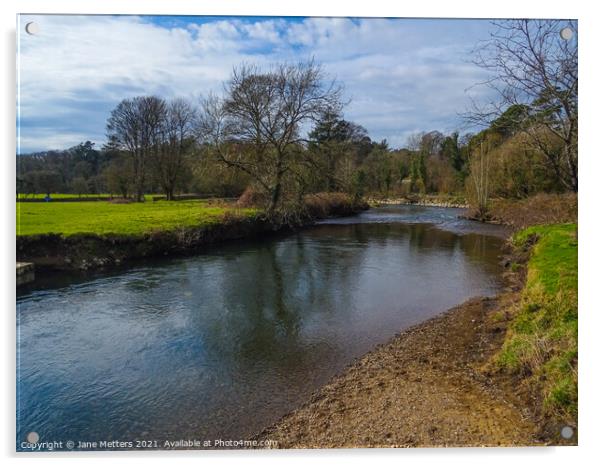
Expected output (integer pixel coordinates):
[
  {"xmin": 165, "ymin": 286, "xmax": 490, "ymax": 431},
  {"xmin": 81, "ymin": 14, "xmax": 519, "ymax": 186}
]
[
  {"xmin": 488, "ymin": 193, "xmax": 577, "ymax": 229},
  {"xmin": 303, "ymin": 192, "xmax": 364, "ymax": 219},
  {"xmin": 236, "ymin": 186, "xmax": 269, "ymax": 208}
]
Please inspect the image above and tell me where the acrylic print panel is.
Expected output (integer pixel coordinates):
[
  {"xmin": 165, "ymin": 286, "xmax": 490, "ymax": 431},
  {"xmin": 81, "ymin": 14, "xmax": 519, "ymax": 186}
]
[{"xmin": 16, "ymin": 14, "xmax": 578, "ymax": 451}]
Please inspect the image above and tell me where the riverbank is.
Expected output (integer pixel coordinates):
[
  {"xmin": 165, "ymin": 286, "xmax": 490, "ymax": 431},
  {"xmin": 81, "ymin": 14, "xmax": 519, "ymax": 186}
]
[
  {"xmin": 367, "ymin": 194, "xmax": 468, "ymax": 209},
  {"xmin": 16, "ymin": 194, "xmax": 368, "ymax": 272},
  {"xmin": 368, "ymin": 193, "xmax": 578, "ymax": 229},
  {"xmin": 465, "ymin": 193, "xmax": 577, "ymax": 230},
  {"xmin": 257, "ymin": 223, "xmax": 578, "ymax": 448},
  {"xmin": 258, "ymin": 295, "xmax": 543, "ymax": 448}
]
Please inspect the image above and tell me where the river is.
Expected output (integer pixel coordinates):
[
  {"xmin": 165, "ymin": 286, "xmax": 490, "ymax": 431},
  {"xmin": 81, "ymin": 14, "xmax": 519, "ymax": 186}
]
[{"xmin": 16, "ymin": 205, "xmax": 509, "ymax": 450}]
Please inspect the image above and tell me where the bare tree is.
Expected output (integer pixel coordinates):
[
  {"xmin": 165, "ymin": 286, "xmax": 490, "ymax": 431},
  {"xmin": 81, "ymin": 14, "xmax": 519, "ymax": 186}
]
[
  {"xmin": 154, "ymin": 98, "xmax": 196, "ymax": 200},
  {"xmin": 71, "ymin": 176, "xmax": 89, "ymax": 198},
  {"xmin": 104, "ymin": 154, "xmax": 133, "ymax": 199},
  {"xmin": 468, "ymin": 141, "xmax": 492, "ymax": 217},
  {"xmin": 198, "ymin": 60, "xmax": 344, "ymax": 213},
  {"xmin": 107, "ymin": 96, "xmax": 167, "ymax": 201},
  {"xmin": 468, "ymin": 20, "xmax": 578, "ymax": 191}
]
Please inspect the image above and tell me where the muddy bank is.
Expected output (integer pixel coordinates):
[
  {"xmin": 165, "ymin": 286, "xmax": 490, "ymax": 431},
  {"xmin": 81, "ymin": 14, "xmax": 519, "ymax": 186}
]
[
  {"xmin": 17, "ymin": 202, "xmax": 368, "ymax": 272},
  {"xmin": 257, "ymin": 290, "xmax": 576, "ymax": 448},
  {"xmin": 17, "ymin": 215, "xmax": 274, "ymax": 271}
]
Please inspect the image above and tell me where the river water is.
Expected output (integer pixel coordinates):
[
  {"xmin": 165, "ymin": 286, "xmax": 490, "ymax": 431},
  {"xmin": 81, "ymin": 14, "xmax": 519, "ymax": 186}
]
[{"xmin": 16, "ymin": 205, "xmax": 508, "ymax": 450}]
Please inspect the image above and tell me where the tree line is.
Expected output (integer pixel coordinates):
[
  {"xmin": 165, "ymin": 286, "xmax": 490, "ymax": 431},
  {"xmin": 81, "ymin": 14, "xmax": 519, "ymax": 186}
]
[{"xmin": 17, "ymin": 20, "xmax": 577, "ymax": 213}]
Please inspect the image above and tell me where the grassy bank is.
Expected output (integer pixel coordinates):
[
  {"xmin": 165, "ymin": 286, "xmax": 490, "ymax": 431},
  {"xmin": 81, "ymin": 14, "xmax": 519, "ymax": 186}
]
[
  {"xmin": 496, "ymin": 223, "xmax": 577, "ymax": 424},
  {"xmin": 17, "ymin": 200, "xmax": 258, "ymax": 236},
  {"xmin": 16, "ymin": 193, "xmax": 367, "ymax": 271}
]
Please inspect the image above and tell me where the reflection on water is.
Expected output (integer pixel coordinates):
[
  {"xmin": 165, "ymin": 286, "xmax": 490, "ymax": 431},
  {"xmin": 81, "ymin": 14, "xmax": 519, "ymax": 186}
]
[{"xmin": 17, "ymin": 206, "xmax": 507, "ymax": 449}]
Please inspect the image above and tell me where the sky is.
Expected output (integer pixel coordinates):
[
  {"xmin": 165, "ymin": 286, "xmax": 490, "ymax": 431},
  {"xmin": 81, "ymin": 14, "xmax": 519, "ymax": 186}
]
[{"xmin": 17, "ymin": 15, "xmax": 497, "ymax": 153}]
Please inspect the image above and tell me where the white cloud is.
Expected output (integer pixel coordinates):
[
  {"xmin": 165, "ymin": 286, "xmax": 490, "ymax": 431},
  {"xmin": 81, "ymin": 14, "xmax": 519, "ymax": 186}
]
[
  {"xmin": 17, "ymin": 15, "xmax": 494, "ymax": 152},
  {"xmin": 243, "ymin": 20, "xmax": 285, "ymax": 43}
]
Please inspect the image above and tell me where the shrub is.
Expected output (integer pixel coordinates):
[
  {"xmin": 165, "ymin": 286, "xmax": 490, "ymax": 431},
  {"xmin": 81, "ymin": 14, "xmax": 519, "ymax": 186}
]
[
  {"xmin": 489, "ymin": 193, "xmax": 577, "ymax": 229},
  {"xmin": 236, "ymin": 186, "xmax": 268, "ymax": 208},
  {"xmin": 303, "ymin": 192, "xmax": 364, "ymax": 219}
]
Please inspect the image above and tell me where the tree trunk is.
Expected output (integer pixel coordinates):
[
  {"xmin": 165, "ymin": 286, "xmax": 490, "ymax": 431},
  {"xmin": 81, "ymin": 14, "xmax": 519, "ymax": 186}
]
[
  {"xmin": 135, "ymin": 185, "xmax": 144, "ymax": 202},
  {"xmin": 327, "ymin": 151, "xmax": 336, "ymax": 192},
  {"xmin": 567, "ymin": 147, "xmax": 578, "ymax": 193},
  {"xmin": 267, "ymin": 156, "xmax": 285, "ymax": 214},
  {"xmin": 268, "ymin": 181, "xmax": 282, "ymax": 214}
]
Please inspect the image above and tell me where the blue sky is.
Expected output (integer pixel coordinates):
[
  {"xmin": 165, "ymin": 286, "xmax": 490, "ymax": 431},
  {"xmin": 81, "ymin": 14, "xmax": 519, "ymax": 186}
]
[{"xmin": 17, "ymin": 15, "xmax": 496, "ymax": 153}]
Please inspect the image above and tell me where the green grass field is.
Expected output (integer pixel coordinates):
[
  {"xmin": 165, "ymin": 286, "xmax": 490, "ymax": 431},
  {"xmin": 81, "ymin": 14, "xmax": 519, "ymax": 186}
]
[
  {"xmin": 17, "ymin": 200, "xmax": 259, "ymax": 236},
  {"xmin": 18, "ymin": 193, "xmax": 111, "ymax": 199},
  {"xmin": 17, "ymin": 193, "xmax": 158, "ymax": 200},
  {"xmin": 498, "ymin": 223, "xmax": 577, "ymax": 421}
]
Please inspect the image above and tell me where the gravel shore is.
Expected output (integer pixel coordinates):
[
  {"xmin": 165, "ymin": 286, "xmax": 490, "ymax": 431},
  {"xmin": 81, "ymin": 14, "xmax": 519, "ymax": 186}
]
[{"xmin": 257, "ymin": 295, "xmax": 554, "ymax": 448}]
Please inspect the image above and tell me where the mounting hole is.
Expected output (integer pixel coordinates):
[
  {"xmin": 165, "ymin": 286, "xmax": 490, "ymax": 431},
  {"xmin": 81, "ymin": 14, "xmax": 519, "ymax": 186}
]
[
  {"xmin": 25, "ymin": 22, "xmax": 39, "ymax": 35},
  {"xmin": 560, "ymin": 27, "xmax": 573, "ymax": 41},
  {"xmin": 560, "ymin": 425, "xmax": 574, "ymax": 439}
]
